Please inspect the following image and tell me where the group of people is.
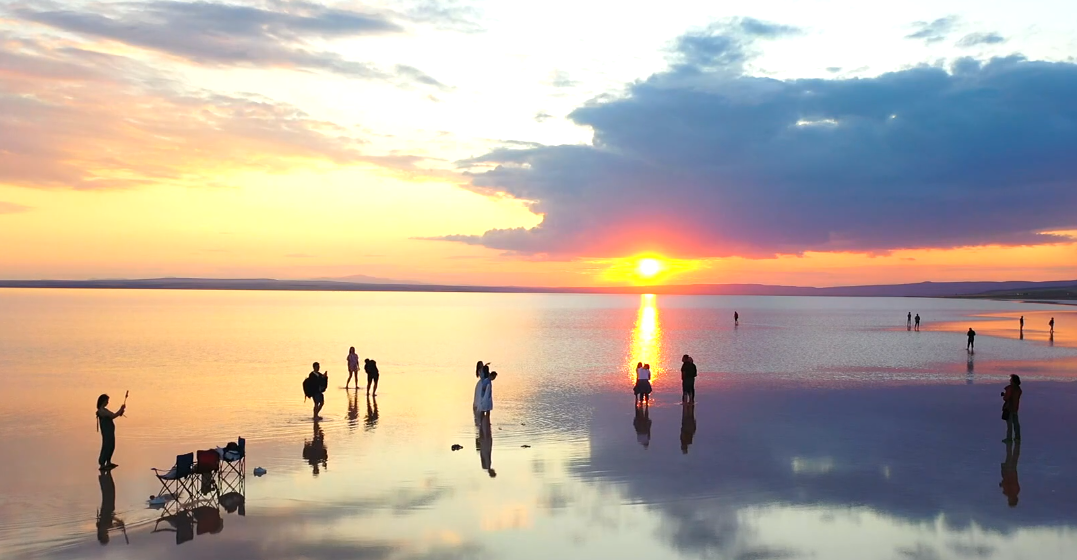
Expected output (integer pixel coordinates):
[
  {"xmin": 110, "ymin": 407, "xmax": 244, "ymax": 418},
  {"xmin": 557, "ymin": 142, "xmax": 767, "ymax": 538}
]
[
  {"xmin": 633, "ymin": 354, "xmax": 699, "ymax": 404},
  {"xmin": 301, "ymin": 348, "xmax": 381, "ymax": 420},
  {"xmin": 906, "ymin": 312, "xmax": 922, "ymax": 331}
]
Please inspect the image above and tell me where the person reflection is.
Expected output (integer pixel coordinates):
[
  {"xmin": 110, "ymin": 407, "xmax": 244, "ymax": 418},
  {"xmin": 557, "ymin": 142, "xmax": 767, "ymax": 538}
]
[
  {"xmin": 365, "ymin": 395, "xmax": 379, "ymax": 431},
  {"xmin": 1049, "ymin": 331, "xmax": 1054, "ymax": 346},
  {"xmin": 478, "ymin": 414, "xmax": 496, "ymax": 477},
  {"xmin": 966, "ymin": 353, "xmax": 974, "ymax": 385},
  {"xmin": 96, "ymin": 471, "xmax": 125, "ymax": 545},
  {"xmin": 634, "ymin": 403, "xmax": 652, "ymax": 449},
  {"xmin": 1000, "ymin": 440, "xmax": 1021, "ymax": 507},
  {"xmin": 680, "ymin": 403, "xmax": 696, "ymax": 454},
  {"xmin": 302, "ymin": 420, "xmax": 328, "ymax": 476},
  {"xmin": 347, "ymin": 389, "xmax": 360, "ymax": 432}
]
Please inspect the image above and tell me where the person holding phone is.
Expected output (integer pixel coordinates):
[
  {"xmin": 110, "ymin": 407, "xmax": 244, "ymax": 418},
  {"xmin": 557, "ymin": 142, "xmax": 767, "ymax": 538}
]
[{"xmin": 96, "ymin": 394, "xmax": 125, "ymax": 471}]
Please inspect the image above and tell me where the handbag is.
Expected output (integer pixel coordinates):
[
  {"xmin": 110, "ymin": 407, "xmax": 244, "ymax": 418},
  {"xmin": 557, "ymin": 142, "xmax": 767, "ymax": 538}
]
[{"xmin": 1001, "ymin": 408, "xmax": 1010, "ymax": 421}]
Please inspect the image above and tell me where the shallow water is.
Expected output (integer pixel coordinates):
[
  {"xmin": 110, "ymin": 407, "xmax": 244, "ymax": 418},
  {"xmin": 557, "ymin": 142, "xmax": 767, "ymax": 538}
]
[{"xmin": 1, "ymin": 289, "xmax": 1075, "ymax": 559}]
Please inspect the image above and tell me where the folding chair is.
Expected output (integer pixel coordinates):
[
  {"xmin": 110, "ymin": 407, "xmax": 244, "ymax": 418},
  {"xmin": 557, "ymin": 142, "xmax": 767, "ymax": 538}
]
[
  {"xmin": 151, "ymin": 453, "xmax": 196, "ymax": 503},
  {"xmin": 193, "ymin": 505, "xmax": 223, "ymax": 536},
  {"xmin": 152, "ymin": 510, "xmax": 194, "ymax": 545},
  {"xmin": 221, "ymin": 437, "xmax": 245, "ymax": 476},
  {"xmin": 194, "ymin": 449, "xmax": 220, "ymax": 496}
]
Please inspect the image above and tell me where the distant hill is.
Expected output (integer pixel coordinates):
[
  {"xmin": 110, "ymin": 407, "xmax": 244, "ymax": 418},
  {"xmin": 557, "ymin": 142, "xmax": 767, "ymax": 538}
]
[
  {"xmin": 313, "ymin": 274, "xmax": 424, "ymax": 285},
  {"xmin": 1, "ymin": 277, "xmax": 1075, "ymax": 299}
]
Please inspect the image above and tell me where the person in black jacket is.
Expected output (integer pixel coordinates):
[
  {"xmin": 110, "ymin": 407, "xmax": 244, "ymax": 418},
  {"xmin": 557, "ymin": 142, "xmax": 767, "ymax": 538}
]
[{"xmin": 680, "ymin": 355, "xmax": 698, "ymax": 403}]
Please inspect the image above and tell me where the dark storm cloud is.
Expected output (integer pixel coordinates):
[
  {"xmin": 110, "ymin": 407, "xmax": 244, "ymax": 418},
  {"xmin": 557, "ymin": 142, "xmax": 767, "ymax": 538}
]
[
  {"xmin": 435, "ymin": 21, "xmax": 1077, "ymax": 258},
  {"xmin": 957, "ymin": 32, "xmax": 1007, "ymax": 48},
  {"xmin": 906, "ymin": 15, "xmax": 959, "ymax": 44},
  {"xmin": 13, "ymin": 0, "xmax": 446, "ymax": 88}
]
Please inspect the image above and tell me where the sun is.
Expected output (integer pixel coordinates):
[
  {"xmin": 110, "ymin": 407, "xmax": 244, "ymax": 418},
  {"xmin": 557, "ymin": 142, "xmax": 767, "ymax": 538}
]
[{"xmin": 637, "ymin": 258, "xmax": 662, "ymax": 278}]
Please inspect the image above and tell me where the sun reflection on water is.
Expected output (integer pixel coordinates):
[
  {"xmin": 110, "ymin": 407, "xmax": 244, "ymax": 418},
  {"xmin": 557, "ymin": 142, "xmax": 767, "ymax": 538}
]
[{"xmin": 628, "ymin": 294, "xmax": 663, "ymax": 385}]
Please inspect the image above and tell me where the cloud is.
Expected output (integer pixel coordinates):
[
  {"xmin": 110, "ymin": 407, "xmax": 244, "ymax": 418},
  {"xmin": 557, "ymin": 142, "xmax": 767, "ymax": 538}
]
[
  {"xmin": 12, "ymin": 0, "xmax": 445, "ymax": 88},
  {"xmin": 957, "ymin": 32, "xmax": 1007, "ymax": 48},
  {"xmin": 906, "ymin": 16, "xmax": 959, "ymax": 44},
  {"xmin": 548, "ymin": 70, "xmax": 578, "ymax": 88},
  {"xmin": 402, "ymin": 0, "xmax": 483, "ymax": 33},
  {"xmin": 670, "ymin": 18, "xmax": 802, "ymax": 76},
  {"xmin": 434, "ymin": 23, "xmax": 1077, "ymax": 259},
  {"xmin": 0, "ymin": 202, "xmax": 32, "ymax": 214},
  {"xmin": 0, "ymin": 34, "xmax": 440, "ymax": 190}
]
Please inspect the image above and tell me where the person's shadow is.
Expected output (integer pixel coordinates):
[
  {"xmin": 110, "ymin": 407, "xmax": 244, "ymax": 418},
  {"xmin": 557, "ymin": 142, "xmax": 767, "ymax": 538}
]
[
  {"xmin": 302, "ymin": 420, "xmax": 328, "ymax": 476},
  {"xmin": 1000, "ymin": 440, "xmax": 1021, "ymax": 507},
  {"xmin": 680, "ymin": 402, "xmax": 696, "ymax": 454},
  {"xmin": 478, "ymin": 414, "xmax": 495, "ymax": 477},
  {"xmin": 365, "ymin": 396, "xmax": 379, "ymax": 431},
  {"xmin": 347, "ymin": 390, "xmax": 360, "ymax": 432},
  {"xmin": 634, "ymin": 403, "xmax": 652, "ymax": 450},
  {"xmin": 96, "ymin": 471, "xmax": 126, "ymax": 545}
]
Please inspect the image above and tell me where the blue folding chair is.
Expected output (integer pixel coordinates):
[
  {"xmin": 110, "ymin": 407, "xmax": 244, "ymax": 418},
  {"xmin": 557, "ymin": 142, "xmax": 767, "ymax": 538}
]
[{"xmin": 152, "ymin": 453, "xmax": 196, "ymax": 502}]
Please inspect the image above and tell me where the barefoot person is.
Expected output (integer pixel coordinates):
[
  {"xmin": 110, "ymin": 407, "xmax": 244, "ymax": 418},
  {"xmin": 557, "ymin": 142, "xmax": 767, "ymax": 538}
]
[
  {"xmin": 634, "ymin": 362, "xmax": 652, "ymax": 404},
  {"xmin": 303, "ymin": 362, "xmax": 328, "ymax": 420},
  {"xmin": 1002, "ymin": 374, "xmax": 1022, "ymax": 443},
  {"xmin": 346, "ymin": 347, "xmax": 360, "ymax": 389},
  {"xmin": 96, "ymin": 394, "xmax": 125, "ymax": 471},
  {"xmin": 364, "ymin": 359, "xmax": 380, "ymax": 397},
  {"xmin": 680, "ymin": 354, "xmax": 697, "ymax": 403}
]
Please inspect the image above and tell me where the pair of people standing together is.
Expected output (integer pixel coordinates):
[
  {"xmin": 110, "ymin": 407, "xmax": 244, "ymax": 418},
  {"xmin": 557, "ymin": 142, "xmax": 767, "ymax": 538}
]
[
  {"xmin": 345, "ymin": 347, "xmax": 379, "ymax": 396},
  {"xmin": 473, "ymin": 361, "xmax": 497, "ymax": 419}
]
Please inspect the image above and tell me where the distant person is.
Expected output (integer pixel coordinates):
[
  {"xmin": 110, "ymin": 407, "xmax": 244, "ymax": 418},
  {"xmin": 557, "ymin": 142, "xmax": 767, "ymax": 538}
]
[
  {"xmin": 1002, "ymin": 374, "xmax": 1022, "ymax": 443},
  {"xmin": 680, "ymin": 402, "xmax": 696, "ymax": 454},
  {"xmin": 1019, "ymin": 316, "xmax": 1024, "ymax": 331},
  {"xmin": 914, "ymin": 314, "xmax": 921, "ymax": 331},
  {"xmin": 364, "ymin": 359, "xmax": 379, "ymax": 397},
  {"xmin": 967, "ymin": 328, "xmax": 976, "ymax": 352},
  {"xmin": 96, "ymin": 394, "xmax": 125, "ymax": 472},
  {"xmin": 680, "ymin": 354, "xmax": 697, "ymax": 403},
  {"xmin": 907, "ymin": 312, "xmax": 912, "ymax": 329},
  {"xmin": 1000, "ymin": 440, "xmax": 1021, "ymax": 508},
  {"xmin": 634, "ymin": 403, "xmax": 652, "ymax": 449},
  {"xmin": 477, "ymin": 371, "xmax": 497, "ymax": 418},
  {"xmin": 1049, "ymin": 317, "xmax": 1055, "ymax": 333},
  {"xmin": 303, "ymin": 362, "xmax": 329, "ymax": 420},
  {"xmin": 634, "ymin": 362, "xmax": 652, "ymax": 404},
  {"xmin": 346, "ymin": 347, "xmax": 360, "ymax": 389},
  {"xmin": 734, "ymin": 311, "xmax": 739, "ymax": 326},
  {"xmin": 473, "ymin": 361, "xmax": 487, "ymax": 419}
]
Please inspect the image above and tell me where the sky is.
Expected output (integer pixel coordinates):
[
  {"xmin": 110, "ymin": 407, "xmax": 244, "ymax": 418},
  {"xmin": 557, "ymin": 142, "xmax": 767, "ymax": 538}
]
[{"xmin": 1, "ymin": 0, "xmax": 1076, "ymax": 287}]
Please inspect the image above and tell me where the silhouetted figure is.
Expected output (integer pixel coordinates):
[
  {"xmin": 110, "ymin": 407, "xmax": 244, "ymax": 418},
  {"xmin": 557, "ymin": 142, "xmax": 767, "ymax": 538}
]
[
  {"xmin": 907, "ymin": 312, "xmax": 912, "ymax": 329},
  {"xmin": 303, "ymin": 362, "xmax": 328, "ymax": 420},
  {"xmin": 633, "ymin": 403, "xmax": 651, "ymax": 449},
  {"xmin": 734, "ymin": 311, "xmax": 739, "ymax": 326},
  {"xmin": 634, "ymin": 362, "xmax": 652, "ymax": 404},
  {"xmin": 364, "ymin": 359, "xmax": 379, "ymax": 397},
  {"xmin": 302, "ymin": 420, "xmax": 328, "ymax": 476},
  {"xmin": 914, "ymin": 314, "xmax": 920, "ymax": 331},
  {"xmin": 477, "ymin": 371, "xmax": 496, "ymax": 418},
  {"xmin": 478, "ymin": 414, "xmax": 495, "ymax": 477},
  {"xmin": 1000, "ymin": 440, "xmax": 1021, "ymax": 508},
  {"xmin": 347, "ymin": 389, "xmax": 360, "ymax": 431},
  {"xmin": 967, "ymin": 328, "xmax": 976, "ymax": 352},
  {"xmin": 1049, "ymin": 317, "xmax": 1055, "ymax": 334},
  {"xmin": 1019, "ymin": 315, "xmax": 1024, "ymax": 332},
  {"xmin": 473, "ymin": 362, "xmax": 488, "ymax": 420},
  {"xmin": 680, "ymin": 403, "xmax": 696, "ymax": 454},
  {"xmin": 365, "ymin": 395, "xmax": 379, "ymax": 431},
  {"xmin": 680, "ymin": 354, "xmax": 697, "ymax": 403},
  {"xmin": 1002, "ymin": 374, "xmax": 1022, "ymax": 443},
  {"xmin": 96, "ymin": 471, "xmax": 125, "ymax": 545},
  {"xmin": 96, "ymin": 394, "xmax": 125, "ymax": 472},
  {"xmin": 346, "ymin": 347, "xmax": 360, "ymax": 389}
]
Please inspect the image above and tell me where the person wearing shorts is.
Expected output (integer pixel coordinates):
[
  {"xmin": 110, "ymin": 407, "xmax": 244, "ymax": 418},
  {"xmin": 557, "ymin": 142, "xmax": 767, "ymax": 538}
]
[{"xmin": 364, "ymin": 359, "xmax": 380, "ymax": 396}]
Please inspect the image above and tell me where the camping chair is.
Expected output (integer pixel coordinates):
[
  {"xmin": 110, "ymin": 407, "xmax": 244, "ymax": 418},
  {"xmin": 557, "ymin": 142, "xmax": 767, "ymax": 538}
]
[
  {"xmin": 193, "ymin": 505, "xmax": 224, "ymax": 536},
  {"xmin": 221, "ymin": 437, "xmax": 245, "ymax": 476},
  {"xmin": 152, "ymin": 510, "xmax": 194, "ymax": 545},
  {"xmin": 151, "ymin": 453, "xmax": 196, "ymax": 503},
  {"xmin": 195, "ymin": 449, "xmax": 220, "ymax": 496}
]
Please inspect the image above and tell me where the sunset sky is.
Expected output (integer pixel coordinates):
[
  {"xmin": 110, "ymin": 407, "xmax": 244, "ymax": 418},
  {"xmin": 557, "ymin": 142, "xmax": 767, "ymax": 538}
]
[{"xmin": 2, "ymin": 0, "xmax": 1076, "ymax": 286}]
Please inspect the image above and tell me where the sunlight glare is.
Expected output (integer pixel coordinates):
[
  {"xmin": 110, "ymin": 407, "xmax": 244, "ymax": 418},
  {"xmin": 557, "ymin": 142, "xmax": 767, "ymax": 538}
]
[{"xmin": 637, "ymin": 258, "xmax": 662, "ymax": 278}]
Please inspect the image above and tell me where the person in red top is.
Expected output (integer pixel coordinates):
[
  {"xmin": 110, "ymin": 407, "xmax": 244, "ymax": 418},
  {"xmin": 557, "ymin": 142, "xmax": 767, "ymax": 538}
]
[{"xmin": 1002, "ymin": 374, "xmax": 1022, "ymax": 443}]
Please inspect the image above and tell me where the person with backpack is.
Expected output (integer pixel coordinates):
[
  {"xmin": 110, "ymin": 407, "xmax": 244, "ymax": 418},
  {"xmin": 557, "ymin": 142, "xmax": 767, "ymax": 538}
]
[
  {"xmin": 364, "ymin": 358, "xmax": 379, "ymax": 397},
  {"xmin": 304, "ymin": 362, "xmax": 329, "ymax": 420}
]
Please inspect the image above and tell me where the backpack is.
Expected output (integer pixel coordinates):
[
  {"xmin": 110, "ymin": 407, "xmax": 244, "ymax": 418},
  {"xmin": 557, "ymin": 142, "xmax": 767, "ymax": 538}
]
[{"xmin": 302, "ymin": 375, "xmax": 318, "ymax": 399}]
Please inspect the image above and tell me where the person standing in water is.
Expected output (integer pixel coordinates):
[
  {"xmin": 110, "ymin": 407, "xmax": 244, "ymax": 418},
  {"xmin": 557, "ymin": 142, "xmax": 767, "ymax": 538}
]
[
  {"xmin": 914, "ymin": 314, "xmax": 921, "ymax": 331},
  {"xmin": 473, "ymin": 362, "xmax": 487, "ymax": 421},
  {"xmin": 734, "ymin": 311, "xmax": 739, "ymax": 326},
  {"xmin": 477, "ymin": 371, "xmax": 497, "ymax": 419},
  {"xmin": 96, "ymin": 394, "xmax": 125, "ymax": 471},
  {"xmin": 967, "ymin": 328, "xmax": 976, "ymax": 352},
  {"xmin": 907, "ymin": 312, "xmax": 912, "ymax": 329},
  {"xmin": 1019, "ymin": 316, "xmax": 1024, "ymax": 332},
  {"xmin": 1002, "ymin": 374, "xmax": 1022, "ymax": 443},
  {"xmin": 346, "ymin": 347, "xmax": 360, "ymax": 389},
  {"xmin": 634, "ymin": 362, "xmax": 652, "ymax": 404},
  {"xmin": 364, "ymin": 358, "xmax": 380, "ymax": 397},
  {"xmin": 680, "ymin": 354, "xmax": 697, "ymax": 403},
  {"xmin": 1049, "ymin": 317, "xmax": 1055, "ymax": 334},
  {"xmin": 304, "ymin": 362, "xmax": 328, "ymax": 420}
]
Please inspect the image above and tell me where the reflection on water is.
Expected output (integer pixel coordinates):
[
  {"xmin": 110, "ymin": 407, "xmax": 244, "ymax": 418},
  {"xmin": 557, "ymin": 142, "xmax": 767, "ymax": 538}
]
[
  {"xmin": 365, "ymin": 395, "xmax": 379, "ymax": 431},
  {"xmin": 96, "ymin": 472, "xmax": 126, "ymax": 545},
  {"xmin": 347, "ymin": 389, "xmax": 360, "ymax": 431},
  {"xmin": 478, "ymin": 414, "xmax": 495, "ymax": 477},
  {"xmin": 302, "ymin": 420, "xmax": 328, "ymax": 476},
  {"xmin": 628, "ymin": 294, "xmax": 663, "ymax": 386},
  {"xmin": 680, "ymin": 403, "xmax": 696, "ymax": 454},
  {"xmin": 1001, "ymin": 440, "xmax": 1021, "ymax": 508}
]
